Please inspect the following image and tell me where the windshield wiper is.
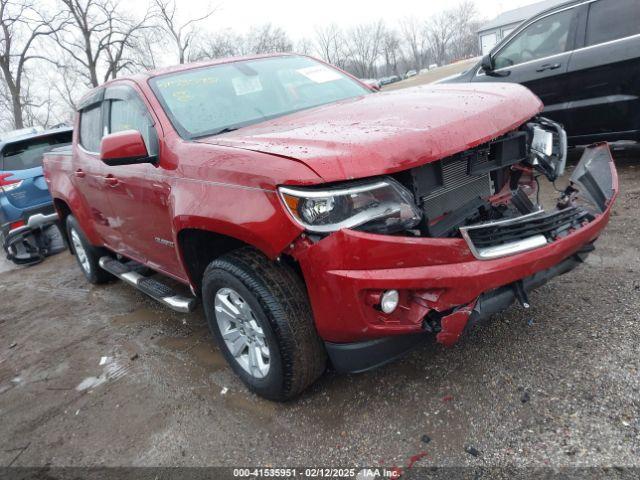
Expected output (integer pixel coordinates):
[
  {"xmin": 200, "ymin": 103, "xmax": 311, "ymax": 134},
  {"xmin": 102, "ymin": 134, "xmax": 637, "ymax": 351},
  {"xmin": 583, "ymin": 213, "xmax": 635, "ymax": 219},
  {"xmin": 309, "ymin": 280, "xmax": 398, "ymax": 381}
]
[{"xmin": 210, "ymin": 127, "xmax": 239, "ymax": 136}]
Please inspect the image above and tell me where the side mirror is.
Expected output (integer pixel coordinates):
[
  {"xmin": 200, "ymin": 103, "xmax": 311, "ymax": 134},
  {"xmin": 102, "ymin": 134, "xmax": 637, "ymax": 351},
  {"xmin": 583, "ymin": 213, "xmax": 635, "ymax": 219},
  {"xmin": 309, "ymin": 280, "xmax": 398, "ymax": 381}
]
[
  {"xmin": 480, "ymin": 54, "xmax": 511, "ymax": 78},
  {"xmin": 480, "ymin": 54, "xmax": 494, "ymax": 73},
  {"xmin": 100, "ymin": 130, "xmax": 155, "ymax": 167}
]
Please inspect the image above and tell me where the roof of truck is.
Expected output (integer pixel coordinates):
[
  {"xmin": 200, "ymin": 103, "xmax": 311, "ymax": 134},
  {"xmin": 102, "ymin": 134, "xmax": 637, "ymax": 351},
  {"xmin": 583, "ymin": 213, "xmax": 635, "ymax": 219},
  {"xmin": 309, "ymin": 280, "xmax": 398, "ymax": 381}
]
[{"xmin": 143, "ymin": 52, "xmax": 296, "ymax": 79}]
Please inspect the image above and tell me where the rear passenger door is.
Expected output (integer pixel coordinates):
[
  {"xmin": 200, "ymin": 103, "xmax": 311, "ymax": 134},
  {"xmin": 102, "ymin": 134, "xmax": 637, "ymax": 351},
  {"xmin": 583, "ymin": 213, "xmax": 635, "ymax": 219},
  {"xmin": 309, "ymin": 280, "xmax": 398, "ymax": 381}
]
[
  {"xmin": 472, "ymin": 5, "xmax": 580, "ymax": 128},
  {"xmin": 74, "ymin": 95, "xmax": 121, "ymax": 247},
  {"xmin": 564, "ymin": 0, "xmax": 640, "ymax": 143}
]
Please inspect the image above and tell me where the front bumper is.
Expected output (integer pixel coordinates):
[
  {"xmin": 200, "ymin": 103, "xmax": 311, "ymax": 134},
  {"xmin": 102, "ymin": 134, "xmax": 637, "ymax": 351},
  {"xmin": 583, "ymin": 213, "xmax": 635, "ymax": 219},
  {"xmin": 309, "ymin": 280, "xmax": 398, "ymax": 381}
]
[{"xmin": 293, "ymin": 144, "xmax": 618, "ymax": 371}]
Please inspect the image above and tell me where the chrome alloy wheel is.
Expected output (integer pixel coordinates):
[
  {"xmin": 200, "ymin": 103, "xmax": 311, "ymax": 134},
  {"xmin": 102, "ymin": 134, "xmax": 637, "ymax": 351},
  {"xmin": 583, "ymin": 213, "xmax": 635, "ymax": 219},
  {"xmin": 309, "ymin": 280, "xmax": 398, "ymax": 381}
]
[
  {"xmin": 71, "ymin": 229, "xmax": 90, "ymax": 274},
  {"xmin": 214, "ymin": 287, "xmax": 270, "ymax": 379}
]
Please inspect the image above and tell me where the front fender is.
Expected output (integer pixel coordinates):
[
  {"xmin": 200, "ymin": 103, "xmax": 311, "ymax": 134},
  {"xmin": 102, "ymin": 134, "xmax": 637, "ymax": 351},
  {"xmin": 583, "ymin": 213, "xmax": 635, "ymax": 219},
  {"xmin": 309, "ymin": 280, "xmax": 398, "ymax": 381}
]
[{"xmin": 171, "ymin": 179, "xmax": 303, "ymax": 259}]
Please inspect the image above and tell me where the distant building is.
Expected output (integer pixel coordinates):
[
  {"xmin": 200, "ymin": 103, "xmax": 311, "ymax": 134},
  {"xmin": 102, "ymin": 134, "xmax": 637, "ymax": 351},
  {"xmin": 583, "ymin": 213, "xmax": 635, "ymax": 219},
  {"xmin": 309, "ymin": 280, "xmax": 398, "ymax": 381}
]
[{"xmin": 477, "ymin": 0, "xmax": 568, "ymax": 55}]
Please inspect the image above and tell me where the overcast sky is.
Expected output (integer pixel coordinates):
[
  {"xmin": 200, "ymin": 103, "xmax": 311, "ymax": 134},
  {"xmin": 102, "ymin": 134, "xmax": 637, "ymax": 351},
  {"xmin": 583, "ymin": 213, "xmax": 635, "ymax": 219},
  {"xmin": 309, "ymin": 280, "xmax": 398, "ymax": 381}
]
[{"xmin": 131, "ymin": 0, "xmax": 543, "ymax": 40}]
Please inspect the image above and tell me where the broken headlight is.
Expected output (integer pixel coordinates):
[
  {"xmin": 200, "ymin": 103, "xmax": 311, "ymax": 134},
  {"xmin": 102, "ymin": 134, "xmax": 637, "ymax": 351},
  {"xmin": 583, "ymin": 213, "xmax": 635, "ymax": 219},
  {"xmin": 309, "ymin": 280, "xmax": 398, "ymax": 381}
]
[
  {"xmin": 278, "ymin": 177, "xmax": 422, "ymax": 234},
  {"xmin": 526, "ymin": 117, "xmax": 568, "ymax": 181}
]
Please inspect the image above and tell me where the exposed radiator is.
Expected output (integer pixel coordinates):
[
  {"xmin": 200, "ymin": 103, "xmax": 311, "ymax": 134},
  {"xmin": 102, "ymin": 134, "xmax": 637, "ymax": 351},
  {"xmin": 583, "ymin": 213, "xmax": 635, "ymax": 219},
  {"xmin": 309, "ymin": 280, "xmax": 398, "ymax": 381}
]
[{"xmin": 419, "ymin": 158, "xmax": 493, "ymax": 220}]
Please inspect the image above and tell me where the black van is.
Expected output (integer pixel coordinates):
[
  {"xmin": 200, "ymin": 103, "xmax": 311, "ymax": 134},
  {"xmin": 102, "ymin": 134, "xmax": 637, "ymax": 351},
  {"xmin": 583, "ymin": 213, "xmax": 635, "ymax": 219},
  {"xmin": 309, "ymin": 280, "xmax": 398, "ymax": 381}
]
[{"xmin": 447, "ymin": 0, "xmax": 640, "ymax": 146}]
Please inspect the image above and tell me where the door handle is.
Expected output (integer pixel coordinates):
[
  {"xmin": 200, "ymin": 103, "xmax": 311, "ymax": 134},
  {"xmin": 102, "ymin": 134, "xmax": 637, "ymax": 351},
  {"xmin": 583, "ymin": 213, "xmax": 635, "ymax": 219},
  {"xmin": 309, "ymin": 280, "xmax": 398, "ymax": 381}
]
[
  {"xmin": 74, "ymin": 169, "xmax": 86, "ymax": 178},
  {"xmin": 104, "ymin": 175, "xmax": 119, "ymax": 187},
  {"xmin": 536, "ymin": 63, "xmax": 561, "ymax": 72}
]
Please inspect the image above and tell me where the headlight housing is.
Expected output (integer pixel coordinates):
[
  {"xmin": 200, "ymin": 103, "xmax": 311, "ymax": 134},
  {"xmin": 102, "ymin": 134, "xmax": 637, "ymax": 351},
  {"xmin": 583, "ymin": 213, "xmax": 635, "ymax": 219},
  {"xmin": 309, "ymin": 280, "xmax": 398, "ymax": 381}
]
[{"xmin": 278, "ymin": 177, "xmax": 422, "ymax": 234}]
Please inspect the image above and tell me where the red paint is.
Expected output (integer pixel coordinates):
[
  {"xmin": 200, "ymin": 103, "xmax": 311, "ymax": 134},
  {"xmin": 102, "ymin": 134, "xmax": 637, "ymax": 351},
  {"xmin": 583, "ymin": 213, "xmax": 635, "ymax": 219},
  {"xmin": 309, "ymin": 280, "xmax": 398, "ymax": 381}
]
[
  {"xmin": 437, "ymin": 303, "xmax": 477, "ymax": 347},
  {"xmin": 42, "ymin": 54, "xmax": 618, "ymax": 346},
  {"xmin": 199, "ymin": 82, "xmax": 543, "ymax": 183},
  {"xmin": 9, "ymin": 220, "xmax": 26, "ymax": 230},
  {"xmin": 406, "ymin": 451, "xmax": 430, "ymax": 469},
  {"xmin": 441, "ymin": 394, "xmax": 454, "ymax": 403},
  {"xmin": 100, "ymin": 130, "xmax": 148, "ymax": 162},
  {"xmin": 0, "ymin": 173, "xmax": 19, "ymax": 187}
]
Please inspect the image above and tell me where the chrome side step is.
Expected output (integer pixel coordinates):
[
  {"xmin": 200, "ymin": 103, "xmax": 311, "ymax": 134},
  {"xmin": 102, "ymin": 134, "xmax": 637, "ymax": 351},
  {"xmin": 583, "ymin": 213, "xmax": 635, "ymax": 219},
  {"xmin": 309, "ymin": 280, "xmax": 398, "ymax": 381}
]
[{"xmin": 99, "ymin": 257, "xmax": 197, "ymax": 313}]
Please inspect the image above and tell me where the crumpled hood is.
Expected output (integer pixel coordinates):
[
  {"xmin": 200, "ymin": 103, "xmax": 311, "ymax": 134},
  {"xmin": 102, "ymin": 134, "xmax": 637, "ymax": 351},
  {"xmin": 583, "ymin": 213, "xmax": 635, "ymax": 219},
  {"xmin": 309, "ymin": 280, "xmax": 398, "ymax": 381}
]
[{"xmin": 196, "ymin": 82, "xmax": 543, "ymax": 183}]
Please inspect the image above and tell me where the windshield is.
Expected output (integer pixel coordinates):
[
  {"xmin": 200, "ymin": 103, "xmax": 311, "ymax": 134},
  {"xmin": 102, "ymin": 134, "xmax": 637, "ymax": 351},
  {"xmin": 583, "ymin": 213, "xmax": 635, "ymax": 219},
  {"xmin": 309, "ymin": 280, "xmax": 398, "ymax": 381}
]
[{"xmin": 150, "ymin": 56, "xmax": 371, "ymax": 139}]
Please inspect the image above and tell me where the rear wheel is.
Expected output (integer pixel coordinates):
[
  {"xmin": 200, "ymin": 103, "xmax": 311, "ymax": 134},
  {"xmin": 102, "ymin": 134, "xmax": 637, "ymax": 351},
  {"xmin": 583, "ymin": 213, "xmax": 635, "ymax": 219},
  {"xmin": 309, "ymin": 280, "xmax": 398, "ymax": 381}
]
[
  {"xmin": 202, "ymin": 247, "xmax": 326, "ymax": 401},
  {"xmin": 66, "ymin": 215, "xmax": 112, "ymax": 284}
]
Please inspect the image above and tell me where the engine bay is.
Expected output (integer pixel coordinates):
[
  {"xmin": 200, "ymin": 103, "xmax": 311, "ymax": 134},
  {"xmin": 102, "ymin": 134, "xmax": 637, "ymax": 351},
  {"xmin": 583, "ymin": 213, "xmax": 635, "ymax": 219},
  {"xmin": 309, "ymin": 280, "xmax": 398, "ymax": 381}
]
[{"xmin": 391, "ymin": 116, "xmax": 584, "ymax": 244}]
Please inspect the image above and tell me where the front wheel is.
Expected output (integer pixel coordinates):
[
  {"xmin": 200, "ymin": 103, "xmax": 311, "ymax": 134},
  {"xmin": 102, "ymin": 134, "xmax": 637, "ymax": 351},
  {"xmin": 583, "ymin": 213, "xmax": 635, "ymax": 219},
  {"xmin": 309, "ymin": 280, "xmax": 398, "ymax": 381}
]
[
  {"xmin": 66, "ymin": 215, "xmax": 113, "ymax": 284},
  {"xmin": 202, "ymin": 247, "xmax": 326, "ymax": 401}
]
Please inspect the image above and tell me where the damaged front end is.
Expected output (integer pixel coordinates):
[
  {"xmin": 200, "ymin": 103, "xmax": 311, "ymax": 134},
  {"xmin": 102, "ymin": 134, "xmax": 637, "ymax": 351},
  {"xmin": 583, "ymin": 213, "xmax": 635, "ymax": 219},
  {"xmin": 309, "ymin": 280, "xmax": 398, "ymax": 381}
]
[{"xmin": 279, "ymin": 118, "xmax": 618, "ymax": 373}]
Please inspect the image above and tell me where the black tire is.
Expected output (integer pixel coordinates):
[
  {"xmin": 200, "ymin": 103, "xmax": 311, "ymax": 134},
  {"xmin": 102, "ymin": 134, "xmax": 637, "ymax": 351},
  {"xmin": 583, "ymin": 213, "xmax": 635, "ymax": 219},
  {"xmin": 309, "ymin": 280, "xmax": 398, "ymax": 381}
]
[
  {"xmin": 66, "ymin": 215, "xmax": 113, "ymax": 284},
  {"xmin": 202, "ymin": 247, "xmax": 326, "ymax": 401}
]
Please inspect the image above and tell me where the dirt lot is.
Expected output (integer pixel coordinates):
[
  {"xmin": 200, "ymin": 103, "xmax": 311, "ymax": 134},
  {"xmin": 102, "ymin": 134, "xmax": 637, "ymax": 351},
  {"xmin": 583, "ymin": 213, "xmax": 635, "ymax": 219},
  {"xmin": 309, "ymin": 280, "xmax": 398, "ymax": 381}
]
[
  {"xmin": 382, "ymin": 58, "xmax": 478, "ymax": 91},
  {"xmin": 1, "ymin": 156, "xmax": 639, "ymax": 470}
]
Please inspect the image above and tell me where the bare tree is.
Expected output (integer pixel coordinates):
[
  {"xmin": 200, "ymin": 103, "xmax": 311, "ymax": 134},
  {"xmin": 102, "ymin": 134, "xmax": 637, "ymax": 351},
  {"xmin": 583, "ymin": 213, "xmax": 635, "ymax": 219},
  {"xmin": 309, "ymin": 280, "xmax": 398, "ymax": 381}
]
[
  {"xmin": 296, "ymin": 37, "xmax": 315, "ymax": 56},
  {"xmin": 52, "ymin": 0, "xmax": 150, "ymax": 88},
  {"xmin": 314, "ymin": 23, "xmax": 347, "ymax": 69},
  {"xmin": 382, "ymin": 28, "xmax": 402, "ymax": 76},
  {"xmin": 193, "ymin": 29, "xmax": 241, "ymax": 60},
  {"xmin": 448, "ymin": 0, "xmax": 481, "ymax": 60},
  {"xmin": 0, "ymin": 0, "xmax": 64, "ymax": 128},
  {"xmin": 244, "ymin": 23, "xmax": 292, "ymax": 55},
  {"xmin": 152, "ymin": 0, "xmax": 216, "ymax": 64},
  {"xmin": 425, "ymin": 8, "xmax": 458, "ymax": 65},
  {"xmin": 129, "ymin": 25, "xmax": 164, "ymax": 71},
  {"xmin": 400, "ymin": 17, "xmax": 427, "ymax": 71},
  {"xmin": 51, "ymin": 60, "xmax": 83, "ymax": 110},
  {"xmin": 0, "ymin": 76, "xmax": 12, "ymax": 130},
  {"xmin": 346, "ymin": 21, "xmax": 384, "ymax": 78}
]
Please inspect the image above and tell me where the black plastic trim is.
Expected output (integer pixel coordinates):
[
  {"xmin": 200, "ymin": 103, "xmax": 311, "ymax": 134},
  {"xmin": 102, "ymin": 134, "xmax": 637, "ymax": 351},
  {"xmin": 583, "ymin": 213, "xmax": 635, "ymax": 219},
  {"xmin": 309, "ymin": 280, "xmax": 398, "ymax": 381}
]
[{"xmin": 325, "ymin": 333, "xmax": 430, "ymax": 374}]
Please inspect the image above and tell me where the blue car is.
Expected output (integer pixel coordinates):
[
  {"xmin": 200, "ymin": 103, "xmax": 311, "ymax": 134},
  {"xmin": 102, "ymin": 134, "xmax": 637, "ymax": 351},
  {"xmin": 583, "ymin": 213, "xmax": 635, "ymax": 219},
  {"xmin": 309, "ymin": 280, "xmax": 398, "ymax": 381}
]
[{"xmin": 1, "ymin": 126, "xmax": 73, "ymax": 263}]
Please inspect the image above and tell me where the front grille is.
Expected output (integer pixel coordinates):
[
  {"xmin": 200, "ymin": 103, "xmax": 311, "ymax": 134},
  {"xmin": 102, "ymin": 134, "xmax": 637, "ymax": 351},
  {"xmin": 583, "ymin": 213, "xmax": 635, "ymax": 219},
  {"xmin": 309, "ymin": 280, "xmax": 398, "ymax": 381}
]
[
  {"xmin": 419, "ymin": 158, "xmax": 492, "ymax": 219},
  {"xmin": 461, "ymin": 207, "xmax": 593, "ymax": 259}
]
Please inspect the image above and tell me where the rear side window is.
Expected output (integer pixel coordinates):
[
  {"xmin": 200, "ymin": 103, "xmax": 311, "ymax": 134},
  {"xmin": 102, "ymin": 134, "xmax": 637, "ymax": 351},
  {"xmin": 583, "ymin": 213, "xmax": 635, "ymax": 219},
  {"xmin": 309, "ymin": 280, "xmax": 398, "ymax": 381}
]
[
  {"xmin": 1, "ymin": 131, "xmax": 73, "ymax": 171},
  {"xmin": 79, "ymin": 104, "xmax": 103, "ymax": 152},
  {"xmin": 586, "ymin": 0, "xmax": 640, "ymax": 46}
]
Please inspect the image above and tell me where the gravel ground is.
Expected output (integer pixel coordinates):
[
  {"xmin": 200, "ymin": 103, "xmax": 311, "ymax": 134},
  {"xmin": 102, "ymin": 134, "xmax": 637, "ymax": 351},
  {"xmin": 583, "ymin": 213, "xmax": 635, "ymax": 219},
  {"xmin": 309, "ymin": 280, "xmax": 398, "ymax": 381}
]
[{"xmin": 0, "ymin": 155, "xmax": 638, "ymax": 471}]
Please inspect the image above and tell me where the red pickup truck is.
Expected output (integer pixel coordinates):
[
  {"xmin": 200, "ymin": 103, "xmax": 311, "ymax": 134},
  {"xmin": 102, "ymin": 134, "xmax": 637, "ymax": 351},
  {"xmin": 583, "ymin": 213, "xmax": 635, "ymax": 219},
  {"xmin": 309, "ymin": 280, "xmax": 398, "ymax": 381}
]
[{"xmin": 43, "ymin": 54, "xmax": 618, "ymax": 400}]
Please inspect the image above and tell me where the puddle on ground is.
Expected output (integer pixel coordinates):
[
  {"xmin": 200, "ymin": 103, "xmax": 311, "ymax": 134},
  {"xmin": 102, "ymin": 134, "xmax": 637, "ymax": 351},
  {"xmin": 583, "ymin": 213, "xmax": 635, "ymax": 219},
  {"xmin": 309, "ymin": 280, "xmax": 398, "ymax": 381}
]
[
  {"xmin": 76, "ymin": 357, "xmax": 129, "ymax": 391},
  {"xmin": 156, "ymin": 334, "xmax": 227, "ymax": 371},
  {"xmin": 111, "ymin": 308, "xmax": 165, "ymax": 326}
]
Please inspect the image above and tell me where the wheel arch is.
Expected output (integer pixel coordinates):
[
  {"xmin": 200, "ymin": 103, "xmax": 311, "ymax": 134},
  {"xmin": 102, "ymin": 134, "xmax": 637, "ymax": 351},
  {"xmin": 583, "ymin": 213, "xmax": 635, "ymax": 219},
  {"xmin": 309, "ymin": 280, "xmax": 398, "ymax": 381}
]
[
  {"xmin": 177, "ymin": 228, "xmax": 255, "ymax": 294},
  {"xmin": 52, "ymin": 197, "xmax": 73, "ymax": 249},
  {"xmin": 174, "ymin": 212, "xmax": 303, "ymax": 294}
]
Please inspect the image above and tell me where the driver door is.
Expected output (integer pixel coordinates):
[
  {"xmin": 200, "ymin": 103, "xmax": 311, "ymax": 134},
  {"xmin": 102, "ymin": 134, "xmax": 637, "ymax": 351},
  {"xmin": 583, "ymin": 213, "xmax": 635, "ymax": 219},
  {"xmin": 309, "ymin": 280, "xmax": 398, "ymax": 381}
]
[
  {"xmin": 472, "ymin": 5, "xmax": 581, "ymax": 128},
  {"xmin": 101, "ymin": 83, "xmax": 184, "ymax": 278}
]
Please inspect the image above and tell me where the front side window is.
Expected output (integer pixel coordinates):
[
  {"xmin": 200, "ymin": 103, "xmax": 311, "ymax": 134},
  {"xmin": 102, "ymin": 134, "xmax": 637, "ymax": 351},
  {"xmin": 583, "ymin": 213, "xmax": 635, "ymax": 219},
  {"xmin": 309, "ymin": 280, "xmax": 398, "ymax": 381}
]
[
  {"xmin": 493, "ymin": 8, "xmax": 576, "ymax": 69},
  {"xmin": 586, "ymin": 0, "xmax": 640, "ymax": 46},
  {"xmin": 79, "ymin": 104, "xmax": 103, "ymax": 152},
  {"xmin": 108, "ymin": 88, "xmax": 157, "ymax": 155},
  {"xmin": 150, "ymin": 55, "xmax": 371, "ymax": 139}
]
